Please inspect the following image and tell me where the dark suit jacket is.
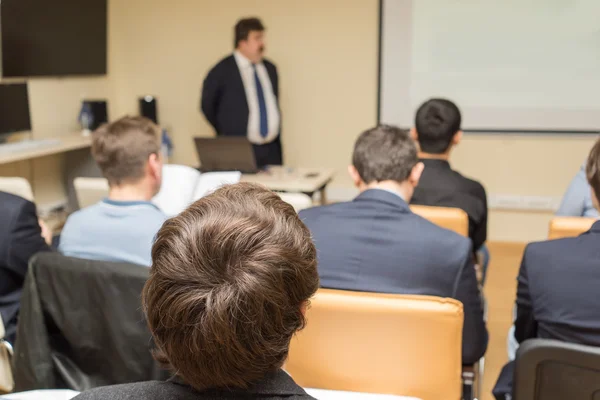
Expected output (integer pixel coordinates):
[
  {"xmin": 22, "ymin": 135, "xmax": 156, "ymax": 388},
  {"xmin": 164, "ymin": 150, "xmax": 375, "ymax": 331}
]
[
  {"xmin": 411, "ymin": 159, "xmax": 488, "ymax": 251},
  {"xmin": 73, "ymin": 369, "xmax": 315, "ymax": 400},
  {"xmin": 298, "ymin": 189, "xmax": 488, "ymax": 365},
  {"xmin": 201, "ymin": 54, "xmax": 281, "ymax": 166},
  {"xmin": 493, "ymin": 221, "xmax": 600, "ymax": 399},
  {"xmin": 201, "ymin": 54, "xmax": 279, "ymax": 138},
  {"xmin": 0, "ymin": 191, "xmax": 49, "ymax": 343}
]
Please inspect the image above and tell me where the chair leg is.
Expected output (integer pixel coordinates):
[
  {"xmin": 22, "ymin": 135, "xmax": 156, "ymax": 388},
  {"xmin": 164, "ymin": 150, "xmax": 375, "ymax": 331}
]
[
  {"xmin": 477, "ymin": 357, "xmax": 485, "ymax": 400},
  {"xmin": 462, "ymin": 368, "xmax": 475, "ymax": 400}
]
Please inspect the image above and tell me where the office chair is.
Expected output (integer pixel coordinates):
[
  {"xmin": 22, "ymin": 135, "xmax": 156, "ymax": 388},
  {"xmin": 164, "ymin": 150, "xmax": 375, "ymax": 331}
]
[
  {"xmin": 411, "ymin": 204, "xmax": 486, "ymax": 397},
  {"xmin": 0, "ymin": 178, "xmax": 34, "ymax": 202},
  {"xmin": 547, "ymin": 217, "xmax": 596, "ymax": 240},
  {"xmin": 410, "ymin": 205, "xmax": 469, "ymax": 237},
  {"xmin": 12, "ymin": 253, "xmax": 170, "ymax": 391},
  {"xmin": 513, "ymin": 339, "xmax": 600, "ymax": 399},
  {"xmin": 286, "ymin": 289, "xmax": 464, "ymax": 400}
]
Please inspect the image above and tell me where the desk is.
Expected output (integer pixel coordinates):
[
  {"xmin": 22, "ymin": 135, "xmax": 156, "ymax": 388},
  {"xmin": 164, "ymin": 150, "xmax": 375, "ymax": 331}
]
[
  {"xmin": 0, "ymin": 134, "xmax": 96, "ymax": 211},
  {"xmin": 241, "ymin": 166, "xmax": 335, "ymax": 204},
  {"xmin": 0, "ymin": 135, "xmax": 91, "ymax": 165}
]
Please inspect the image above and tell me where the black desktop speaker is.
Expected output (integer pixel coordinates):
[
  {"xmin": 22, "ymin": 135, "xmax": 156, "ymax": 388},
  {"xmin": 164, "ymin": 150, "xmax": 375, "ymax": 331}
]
[
  {"xmin": 139, "ymin": 96, "xmax": 158, "ymax": 124},
  {"xmin": 83, "ymin": 100, "xmax": 108, "ymax": 130}
]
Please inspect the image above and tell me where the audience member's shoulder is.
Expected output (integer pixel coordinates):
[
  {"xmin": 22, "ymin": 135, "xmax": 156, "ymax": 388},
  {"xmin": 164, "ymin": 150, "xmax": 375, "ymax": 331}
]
[
  {"xmin": 64, "ymin": 202, "xmax": 102, "ymax": 222},
  {"xmin": 459, "ymin": 172, "xmax": 487, "ymax": 198},
  {"xmin": 298, "ymin": 203, "xmax": 339, "ymax": 221},
  {"xmin": 0, "ymin": 191, "xmax": 31, "ymax": 208},
  {"xmin": 447, "ymin": 164, "xmax": 486, "ymax": 196},
  {"xmin": 73, "ymin": 381, "xmax": 185, "ymax": 400},
  {"xmin": 524, "ymin": 236, "xmax": 577, "ymax": 259}
]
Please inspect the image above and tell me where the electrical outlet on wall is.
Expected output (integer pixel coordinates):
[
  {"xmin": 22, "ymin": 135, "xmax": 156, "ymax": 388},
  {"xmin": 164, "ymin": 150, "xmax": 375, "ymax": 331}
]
[{"xmin": 488, "ymin": 194, "xmax": 561, "ymax": 211}]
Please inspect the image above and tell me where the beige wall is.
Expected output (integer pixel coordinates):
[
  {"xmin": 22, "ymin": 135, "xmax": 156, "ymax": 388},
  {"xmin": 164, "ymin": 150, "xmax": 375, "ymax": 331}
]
[
  {"xmin": 3, "ymin": 0, "xmax": 595, "ymax": 242},
  {"xmin": 453, "ymin": 134, "xmax": 596, "ymax": 242},
  {"xmin": 109, "ymin": 0, "xmax": 379, "ymax": 180}
]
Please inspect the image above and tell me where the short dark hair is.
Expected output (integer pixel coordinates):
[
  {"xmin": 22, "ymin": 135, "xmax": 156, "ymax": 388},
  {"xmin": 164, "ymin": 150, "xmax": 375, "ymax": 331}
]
[
  {"xmin": 234, "ymin": 18, "xmax": 265, "ymax": 48},
  {"xmin": 586, "ymin": 137, "xmax": 600, "ymax": 202},
  {"xmin": 415, "ymin": 98, "xmax": 462, "ymax": 154},
  {"xmin": 352, "ymin": 125, "xmax": 418, "ymax": 184},
  {"xmin": 92, "ymin": 116, "xmax": 161, "ymax": 186},
  {"xmin": 143, "ymin": 183, "xmax": 319, "ymax": 391}
]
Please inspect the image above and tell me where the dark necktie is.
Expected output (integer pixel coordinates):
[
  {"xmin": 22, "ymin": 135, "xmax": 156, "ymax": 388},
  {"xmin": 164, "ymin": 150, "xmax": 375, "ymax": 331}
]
[{"xmin": 253, "ymin": 64, "xmax": 269, "ymax": 138}]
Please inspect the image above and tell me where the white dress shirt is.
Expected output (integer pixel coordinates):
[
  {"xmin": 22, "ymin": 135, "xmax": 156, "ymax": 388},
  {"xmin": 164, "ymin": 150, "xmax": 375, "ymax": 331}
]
[{"xmin": 233, "ymin": 50, "xmax": 280, "ymax": 145}]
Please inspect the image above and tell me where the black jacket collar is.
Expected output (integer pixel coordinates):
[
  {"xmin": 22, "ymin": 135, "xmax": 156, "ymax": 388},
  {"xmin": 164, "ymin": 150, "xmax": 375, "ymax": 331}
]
[
  {"xmin": 421, "ymin": 158, "xmax": 451, "ymax": 169},
  {"xmin": 171, "ymin": 369, "xmax": 308, "ymax": 397}
]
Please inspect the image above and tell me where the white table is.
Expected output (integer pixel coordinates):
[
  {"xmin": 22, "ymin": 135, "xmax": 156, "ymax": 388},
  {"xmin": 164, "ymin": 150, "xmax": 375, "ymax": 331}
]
[
  {"xmin": 0, "ymin": 135, "xmax": 91, "ymax": 165},
  {"xmin": 0, "ymin": 390, "xmax": 78, "ymax": 400},
  {"xmin": 0, "ymin": 388, "xmax": 420, "ymax": 400},
  {"xmin": 305, "ymin": 388, "xmax": 420, "ymax": 400},
  {"xmin": 242, "ymin": 166, "xmax": 335, "ymax": 204}
]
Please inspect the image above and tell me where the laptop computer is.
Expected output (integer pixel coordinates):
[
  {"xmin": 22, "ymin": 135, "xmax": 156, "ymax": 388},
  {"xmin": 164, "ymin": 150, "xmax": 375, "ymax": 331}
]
[{"xmin": 194, "ymin": 137, "xmax": 258, "ymax": 174}]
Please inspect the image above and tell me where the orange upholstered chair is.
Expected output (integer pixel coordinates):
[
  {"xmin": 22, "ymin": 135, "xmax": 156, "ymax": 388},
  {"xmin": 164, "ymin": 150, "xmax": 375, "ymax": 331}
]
[
  {"xmin": 548, "ymin": 217, "xmax": 596, "ymax": 240},
  {"xmin": 410, "ymin": 205, "xmax": 469, "ymax": 237},
  {"xmin": 286, "ymin": 289, "xmax": 464, "ymax": 400}
]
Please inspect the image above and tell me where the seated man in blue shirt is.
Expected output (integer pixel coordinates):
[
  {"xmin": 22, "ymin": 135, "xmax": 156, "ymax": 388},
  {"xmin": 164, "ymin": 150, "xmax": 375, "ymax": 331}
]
[
  {"xmin": 556, "ymin": 162, "xmax": 599, "ymax": 218},
  {"xmin": 60, "ymin": 116, "xmax": 166, "ymax": 266}
]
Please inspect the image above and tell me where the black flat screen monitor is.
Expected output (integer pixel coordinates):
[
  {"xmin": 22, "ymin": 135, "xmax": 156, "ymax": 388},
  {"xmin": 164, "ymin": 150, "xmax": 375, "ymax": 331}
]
[
  {"xmin": 0, "ymin": 83, "xmax": 31, "ymax": 135},
  {"xmin": 1, "ymin": 0, "xmax": 108, "ymax": 77}
]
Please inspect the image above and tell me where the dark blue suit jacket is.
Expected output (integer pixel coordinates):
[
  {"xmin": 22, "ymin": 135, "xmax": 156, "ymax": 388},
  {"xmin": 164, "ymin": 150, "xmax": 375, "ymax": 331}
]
[
  {"xmin": 200, "ymin": 55, "xmax": 281, "ymax": 166},
  {"xmin": 494, "ymin": 221, "xmax": 600, "ymax": 399},
  {"xmin": 299, "ymin": 189, "xmax": 488, "ymax": 365},
  {"xmin": 0, "ymin": 191, "xmax": 49, "ymax": 343}
]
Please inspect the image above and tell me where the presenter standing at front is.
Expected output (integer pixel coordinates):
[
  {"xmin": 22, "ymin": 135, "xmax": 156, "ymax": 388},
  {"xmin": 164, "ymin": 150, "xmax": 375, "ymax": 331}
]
[{"xmin": 201, "ymin": 18, "xmax": 282, "ymax": 167}]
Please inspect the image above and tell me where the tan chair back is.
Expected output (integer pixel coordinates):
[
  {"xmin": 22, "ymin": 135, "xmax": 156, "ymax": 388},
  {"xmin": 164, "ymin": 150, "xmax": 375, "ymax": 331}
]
[
  {"xmin": 548, "ymin": 217, "xmax": 596, "ymax": 240},
  {"xmin": 0, "ymin": 177, "xmax": 34, "ymax": 202},
  {"xmin": 286, "ymin": 289, "xmax": 463, "ymax": 400},
  {"xmin": 410, "ymin": 205, "xmax": 469, "ymax": 237},
  {"xmin": 73, "ymin": 177, "xmax": 109, "ymax": 209}
]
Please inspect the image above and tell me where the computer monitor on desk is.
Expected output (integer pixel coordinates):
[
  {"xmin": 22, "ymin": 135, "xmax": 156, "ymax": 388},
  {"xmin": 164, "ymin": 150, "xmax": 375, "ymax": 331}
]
[
  {"xmin": 194, "ymin": 137, "xmax": 259, "ymax": 174},
  {"xmin": 0, "ymin": 83, "xmax": 31, "ymax": 142}
]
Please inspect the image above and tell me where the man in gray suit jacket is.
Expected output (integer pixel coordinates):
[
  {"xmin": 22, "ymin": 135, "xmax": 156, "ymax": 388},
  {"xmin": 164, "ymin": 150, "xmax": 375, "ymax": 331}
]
[{"xmin": 299, "ymin": 125, "xmax": 488, "ymax": 365}]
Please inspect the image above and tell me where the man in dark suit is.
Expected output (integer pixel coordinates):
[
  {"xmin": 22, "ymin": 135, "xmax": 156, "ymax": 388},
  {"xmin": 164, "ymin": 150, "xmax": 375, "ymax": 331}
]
[
  {"xmin": 201, "ymin": 18, "xmax": 282, "ymax": 167},
  {"xmin": 299, "ymin": 125, "xmax": 487, "ymax": 365},
  {"xmin": 410, "ymin": 99, "xmax": 489, "ymax": 280},
  {"xmin": 493, "ymin": 138, "xmax": 600, "ymax": 399},
  {"xmin": 0, "ymin": 191, "xmax": 51, "ymax": 343}
]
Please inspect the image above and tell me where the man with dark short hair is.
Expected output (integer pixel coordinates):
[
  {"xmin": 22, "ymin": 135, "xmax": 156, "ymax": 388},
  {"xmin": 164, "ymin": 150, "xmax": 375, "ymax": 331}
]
[
  {"xmin": 299, "ymin": 125, "xmax": 487, "ymax": 365},
  {"xmin": 73, "ymin": 183, "xmax": 319, "ymax": 400},
  {"xmin": 493, "ymin": 136, "xmax": 600, "ymax": 399},
  {"xmin": 201, "ymin": 17, "xmax": 282, "ymax": 167},
  {"xmin": 410, "ymin": 99, "xmax": 488, "ymax": 274}
]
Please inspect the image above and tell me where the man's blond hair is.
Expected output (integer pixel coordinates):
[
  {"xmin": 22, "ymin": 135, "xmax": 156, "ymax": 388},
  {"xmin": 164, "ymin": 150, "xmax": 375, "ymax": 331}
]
[{"xmin": 92, "ymin": 116, "xmax": 161, "ymax": 186}]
